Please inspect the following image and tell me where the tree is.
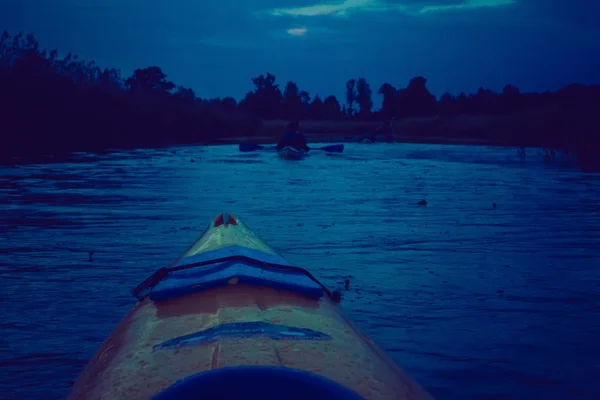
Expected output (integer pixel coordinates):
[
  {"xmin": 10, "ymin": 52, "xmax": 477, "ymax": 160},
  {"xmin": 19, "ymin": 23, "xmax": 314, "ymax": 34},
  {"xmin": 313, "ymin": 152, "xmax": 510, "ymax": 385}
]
[
  {"xmin": 378, "ymin": 83, "xmax": 397, "ymax": 118},
  {"xmin": 345, "ymin": 79, "xmax": 356, "ymax": 117},
  {"xmin": 174, "ymin": 86, "xmax": 196, "ymax": 102},
  {"xmin": 0, "ymin": 30, "xmax": 263, "ymax": 161},
  {"xmin": 221, "ymin": 97, "xmax": 237, "ymax": 112},
  {"xmin": 323, "ymin": 95, "xmax": 342, "ymax": 120},
  {"xmin": 299, "ymin": 90, "xmax": 311, "ymax": 116},
  {"xmin": 503, "ymin": 84, "xmax": 520, "ymax": 97},
  {"xmin": 438, "ymin": 92, "xmax": 455, "ymax": 115},
  {"xmin": 241, "ymin": 72, "xmax": 282, "ymax": 119},
  {"xmin": 502, "ymin": 84, "xmax": 520, "ymax": 112},
  {"xmin": 251, "ymin": 72, "xmax": 277, "ymax": 92},
  {"xmin": 355, "ymin": 77, "xmax": 373, "ymax": 118},
  {"xmin": 125, "ymin": 66, "xmax": 175, "ymax": 93},
  {"xmin": 98, "ymin": 68, "xmax": 123, "ymax": 89},
  {"xmin": 470, "ymin": 87, "xmax": 499, "ymax": 114},
  {"xmin": 282, "ymin": 81, "xmax": 303, "ymax": 119},
  {"xmin": 396, "ymin": 76, "xmax": 437, "ymax": 118},
  {"xmin": 310, "ymin": 95, "xmax": 324, "ymax": 120}
]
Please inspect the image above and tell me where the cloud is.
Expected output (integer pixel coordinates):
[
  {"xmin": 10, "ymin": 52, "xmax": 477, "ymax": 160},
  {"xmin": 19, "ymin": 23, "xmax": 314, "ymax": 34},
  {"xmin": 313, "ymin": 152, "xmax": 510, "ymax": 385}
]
[
  {"xmin": 287, "ymin": 27, "xmax": 308, "ymax": 36},
  {"xmin": 265, "ymin": 0, "xmax": 515, "ymax": 18},
  {"xmin": 419, "ymin": 0, "xmax": 515, "ymax": 14},
  {"xmin": 267, "ymin": 0, "xmax": 399, "ymax": 17},
  {"xmin": 267, "ymin": 0, "xmax": 370, "ymax": 17}
]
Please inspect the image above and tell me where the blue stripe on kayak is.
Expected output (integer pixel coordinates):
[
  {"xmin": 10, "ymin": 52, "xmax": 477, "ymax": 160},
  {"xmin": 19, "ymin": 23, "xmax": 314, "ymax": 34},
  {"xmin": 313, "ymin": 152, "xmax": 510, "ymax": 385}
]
[
  {"xmin": 175, "ymin": 245, "xmax": 292, "ymax": 268},
  {"xmin": 153, "ymin": 321, "xmax": 331, "ymax": 350},
  {"xmin": 150, "ymin": 259, "xmax": 323, "ymax": 302}
]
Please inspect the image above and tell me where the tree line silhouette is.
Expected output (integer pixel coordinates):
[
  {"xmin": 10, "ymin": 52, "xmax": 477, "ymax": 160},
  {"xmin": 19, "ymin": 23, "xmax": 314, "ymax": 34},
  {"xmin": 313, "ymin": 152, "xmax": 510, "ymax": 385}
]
[{"xmin": 1, "ymin": 30, "xmax": 598, "ymax": 170}]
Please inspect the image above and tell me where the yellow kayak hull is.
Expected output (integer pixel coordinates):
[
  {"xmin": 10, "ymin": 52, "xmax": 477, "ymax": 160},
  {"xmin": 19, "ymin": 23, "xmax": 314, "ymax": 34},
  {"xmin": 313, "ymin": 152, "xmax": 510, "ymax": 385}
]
[{"xmin": 67, "ymin": 213, "xmax": 432, "ymax": 400}]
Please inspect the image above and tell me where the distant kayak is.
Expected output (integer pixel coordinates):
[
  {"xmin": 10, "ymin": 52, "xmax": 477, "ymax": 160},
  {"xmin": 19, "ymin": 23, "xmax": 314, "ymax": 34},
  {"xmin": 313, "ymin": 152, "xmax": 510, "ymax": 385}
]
[
  {"xmin": 277, "ymin": 146, "xmax": 308, "ymax": 160},
  {"xmin": 361, "ymin": 138, "xmax": 374, "ymax": 144},
  {"xmin": 67, "ymin": 212, "xmax": 433, "ymax": 400}
]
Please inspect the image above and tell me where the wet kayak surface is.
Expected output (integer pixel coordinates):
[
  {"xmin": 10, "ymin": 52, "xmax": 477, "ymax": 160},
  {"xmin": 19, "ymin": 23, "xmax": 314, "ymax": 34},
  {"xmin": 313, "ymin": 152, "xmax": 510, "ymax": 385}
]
[{"xmin": 1, "ymin": 143, "xmax": 599, "ymax": 400}]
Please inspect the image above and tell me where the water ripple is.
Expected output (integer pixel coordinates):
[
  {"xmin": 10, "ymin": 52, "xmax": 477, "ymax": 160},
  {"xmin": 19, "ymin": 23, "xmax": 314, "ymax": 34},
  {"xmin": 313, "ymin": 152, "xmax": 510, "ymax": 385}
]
[{"xmin": 1, "ymin": 142, "xmax": 599, "ymax": 399}]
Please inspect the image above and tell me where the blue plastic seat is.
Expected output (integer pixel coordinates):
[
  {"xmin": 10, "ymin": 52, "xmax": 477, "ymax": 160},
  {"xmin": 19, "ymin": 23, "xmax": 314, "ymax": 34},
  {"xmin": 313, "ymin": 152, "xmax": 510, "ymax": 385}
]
[{"xmin": 153, "ymin": 366, "xmax": 364, "ymax": 400}]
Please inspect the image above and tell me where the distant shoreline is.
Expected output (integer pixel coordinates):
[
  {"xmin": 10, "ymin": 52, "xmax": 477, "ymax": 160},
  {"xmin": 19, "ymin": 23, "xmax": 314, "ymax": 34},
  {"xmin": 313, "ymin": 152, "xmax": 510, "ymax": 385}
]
[
  {"xmin": 1, "ymin": 29, "xmax": 598, "ymax": 170},
  {"xmin": 1, "ymin": 113, "xmax": 589, "ymax": 165},
  {"xmin": 217, "ymin": 114, "xmax": 557, "ymax": 149},
  {"xmin": 217, "ymin": 133, "xmax": 496, "ymax": 147}
]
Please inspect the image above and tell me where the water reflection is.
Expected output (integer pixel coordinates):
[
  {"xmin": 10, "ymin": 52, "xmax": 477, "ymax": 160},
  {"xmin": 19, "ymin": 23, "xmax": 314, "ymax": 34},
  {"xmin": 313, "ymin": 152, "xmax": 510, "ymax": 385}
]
[{"xmin": 1, "ymin": 143, "xmax": 599, "ymax": 399}]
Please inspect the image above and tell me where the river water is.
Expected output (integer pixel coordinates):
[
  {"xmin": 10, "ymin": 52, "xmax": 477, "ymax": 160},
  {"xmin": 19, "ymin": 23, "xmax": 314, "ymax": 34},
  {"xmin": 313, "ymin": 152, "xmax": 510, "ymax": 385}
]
[{"xmin": 1, "ymin": 143, "xmax": 599, "ymax": 399}]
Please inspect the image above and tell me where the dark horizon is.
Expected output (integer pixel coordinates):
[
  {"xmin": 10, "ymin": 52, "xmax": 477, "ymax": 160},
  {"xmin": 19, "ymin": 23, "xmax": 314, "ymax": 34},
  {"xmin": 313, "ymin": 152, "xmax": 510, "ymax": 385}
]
[
  {"xmin": 1, "ymin": 0, "xmax": 599, "ymax": 103},
  {"xmin": 1, "ymin": 26, "xmax": 598, "ymax": 112},
  {"xmin": 1, "ymin": 28, "xmax": 599, "ymax": 172},
  {"xmin": 3, "ymin": 3, "xmax": 600, "ymax": 399}
]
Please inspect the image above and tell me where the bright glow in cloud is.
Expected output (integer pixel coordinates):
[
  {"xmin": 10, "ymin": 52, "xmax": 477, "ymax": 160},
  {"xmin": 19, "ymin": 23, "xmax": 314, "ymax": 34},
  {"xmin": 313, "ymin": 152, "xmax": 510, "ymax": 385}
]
[
  {"xmin": 287, "ymin": 27, "xmax": 308, "ymax": 36},
  {"xmin": 267, "ymin": 0, "xmax": 514, "ymax": 18}
]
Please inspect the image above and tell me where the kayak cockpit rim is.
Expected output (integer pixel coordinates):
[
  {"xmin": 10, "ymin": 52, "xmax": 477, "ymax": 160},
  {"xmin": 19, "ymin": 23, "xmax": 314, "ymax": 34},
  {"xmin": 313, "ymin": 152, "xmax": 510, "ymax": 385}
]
[{"xmin": 132, "ymin": 214, "xmax": 338, "ymax": 302}]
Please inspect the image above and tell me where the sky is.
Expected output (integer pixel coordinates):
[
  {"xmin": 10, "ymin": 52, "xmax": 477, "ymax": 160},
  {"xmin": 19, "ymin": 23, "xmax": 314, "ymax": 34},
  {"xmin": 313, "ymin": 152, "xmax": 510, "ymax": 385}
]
[{"xmin": 0, "ymin": 0, "xmax": 599, "ymax": 105}]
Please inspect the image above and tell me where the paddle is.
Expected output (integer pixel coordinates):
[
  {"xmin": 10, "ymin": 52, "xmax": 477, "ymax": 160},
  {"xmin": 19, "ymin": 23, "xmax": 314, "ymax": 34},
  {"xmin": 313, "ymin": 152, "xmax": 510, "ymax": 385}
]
[
  {"xmin": 239, "ymin": 143, "xmax": 344, "ymax": 153},
  {"xmin": 309, "ymin": 144, "xmax": 344, "ymax": 153},
  {"xmin": 238, "ymin": 144, "xmax": 275, "ymax": 152}
]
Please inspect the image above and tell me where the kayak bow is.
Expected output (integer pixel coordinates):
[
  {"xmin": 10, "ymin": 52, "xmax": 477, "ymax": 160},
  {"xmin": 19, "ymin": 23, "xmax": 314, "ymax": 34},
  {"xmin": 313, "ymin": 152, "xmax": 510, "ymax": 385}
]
[
  {"xmin": 277, "ymin": 146, "xmax": 308, "ymax": 160},
  {"xmin": 68, "ymin": 213, "xmax": 432, "ymax": 400}
]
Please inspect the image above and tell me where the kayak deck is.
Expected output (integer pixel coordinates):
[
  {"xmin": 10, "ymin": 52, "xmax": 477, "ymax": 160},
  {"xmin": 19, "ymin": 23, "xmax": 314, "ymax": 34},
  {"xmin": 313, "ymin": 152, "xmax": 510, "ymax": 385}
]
[
  {"xmin": 135, "ymin": 213, "xmax": 329, "ymax": 303},
  {"xmin": 68, "ymin": 213, "xmax": 432, "ymax": 400}
]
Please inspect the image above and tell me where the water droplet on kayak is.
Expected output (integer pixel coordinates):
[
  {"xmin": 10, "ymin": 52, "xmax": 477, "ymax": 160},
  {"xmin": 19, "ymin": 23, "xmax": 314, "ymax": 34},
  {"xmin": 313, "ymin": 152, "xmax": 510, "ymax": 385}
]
[{"xmin": 228, "ymin": 276, "xmax": 239, "ymax": 285}]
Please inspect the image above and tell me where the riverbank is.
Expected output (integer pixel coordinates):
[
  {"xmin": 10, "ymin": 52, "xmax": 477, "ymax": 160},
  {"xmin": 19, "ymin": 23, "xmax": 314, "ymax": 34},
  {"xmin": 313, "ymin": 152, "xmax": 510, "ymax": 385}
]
[
  {"xmin": 2, "ymin": 30, "xmax": 598, "ymax": 169},
  {"xmin": 220, "ymin": 116, "xmax": 501, "ymax": 146},
  {"xmin": 223, "ymin": 111, "xmax": 589, "ymax": 149},
  {"xmin": 224, "ymin": 111, "xmax": 599, "ymax": 171},
  {"xmin": 3, "ymin": 110, "xmax": 598, "ymax": 171}
]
